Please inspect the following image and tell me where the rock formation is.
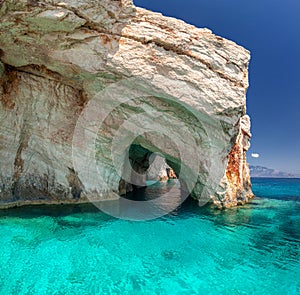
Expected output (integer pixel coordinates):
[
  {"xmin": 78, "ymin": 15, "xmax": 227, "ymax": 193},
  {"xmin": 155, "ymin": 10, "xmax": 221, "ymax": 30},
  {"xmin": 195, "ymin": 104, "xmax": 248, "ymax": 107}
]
[{"xmin": 0, "ymin": 0, "xmax": 253, "ymax": 210}]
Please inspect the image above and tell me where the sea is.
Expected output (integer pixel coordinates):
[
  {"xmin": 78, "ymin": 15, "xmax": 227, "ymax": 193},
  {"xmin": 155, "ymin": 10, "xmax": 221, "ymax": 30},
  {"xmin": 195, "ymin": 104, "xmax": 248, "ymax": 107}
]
[{"xmin": 0, "ymin": 178, "xmax": 299, "ymax": 295}]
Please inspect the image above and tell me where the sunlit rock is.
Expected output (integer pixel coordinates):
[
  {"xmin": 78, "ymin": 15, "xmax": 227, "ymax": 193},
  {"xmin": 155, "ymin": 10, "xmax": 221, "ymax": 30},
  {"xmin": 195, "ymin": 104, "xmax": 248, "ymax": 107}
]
[{"xmin": 0, "ymin": 0, "xmax": 253, "ymax": 209}]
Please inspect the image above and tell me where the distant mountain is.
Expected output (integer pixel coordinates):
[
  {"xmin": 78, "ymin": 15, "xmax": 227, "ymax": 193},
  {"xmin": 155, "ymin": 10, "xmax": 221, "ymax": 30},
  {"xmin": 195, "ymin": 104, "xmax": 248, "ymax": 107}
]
[{"xmin": 250, "ymin": 165, "xmax": 300, "ymax": 178}]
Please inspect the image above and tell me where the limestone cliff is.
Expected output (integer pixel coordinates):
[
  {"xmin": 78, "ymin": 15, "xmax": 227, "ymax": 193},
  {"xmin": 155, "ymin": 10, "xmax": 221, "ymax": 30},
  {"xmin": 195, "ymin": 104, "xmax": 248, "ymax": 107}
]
[{"xmin": 0, "ymin": 0, "xmax": 253, "ymax": 210}]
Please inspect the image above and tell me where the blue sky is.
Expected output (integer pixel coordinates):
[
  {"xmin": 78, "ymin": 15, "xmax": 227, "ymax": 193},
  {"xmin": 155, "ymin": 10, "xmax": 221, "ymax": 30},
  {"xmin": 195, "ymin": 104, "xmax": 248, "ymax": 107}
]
[{"xmin": 134, "ymin": 0, "xmax": 300, "ymax": 174}]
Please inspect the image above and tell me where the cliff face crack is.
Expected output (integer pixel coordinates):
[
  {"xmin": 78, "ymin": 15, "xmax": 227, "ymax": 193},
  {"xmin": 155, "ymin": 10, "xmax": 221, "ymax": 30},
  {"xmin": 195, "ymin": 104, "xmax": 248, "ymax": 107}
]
[
  {"xmin": 13, "ymin": 125, "xmax": 29, "ymax": 181},
  {"xmin": 116, "ymin": 33, "xmax": 246, "ymax": 87},
  {"xmin": 12, "ymin": 64, "xmax": 83, "ymax": 90}
]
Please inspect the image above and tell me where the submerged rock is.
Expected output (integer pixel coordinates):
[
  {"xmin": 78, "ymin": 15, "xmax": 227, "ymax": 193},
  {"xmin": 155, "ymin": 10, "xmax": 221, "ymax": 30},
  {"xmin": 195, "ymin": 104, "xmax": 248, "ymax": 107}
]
[{"xmin": 0, "ymin": 0, "xmax": 253, "ymax": 209}]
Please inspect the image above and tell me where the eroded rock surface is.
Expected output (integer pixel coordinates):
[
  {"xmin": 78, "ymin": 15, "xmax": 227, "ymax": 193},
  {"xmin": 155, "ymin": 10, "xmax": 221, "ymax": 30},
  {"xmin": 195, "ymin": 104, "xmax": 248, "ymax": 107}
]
[{"xmin": 0, "ymin": 0, "xmax": 253, "ymax": 209}]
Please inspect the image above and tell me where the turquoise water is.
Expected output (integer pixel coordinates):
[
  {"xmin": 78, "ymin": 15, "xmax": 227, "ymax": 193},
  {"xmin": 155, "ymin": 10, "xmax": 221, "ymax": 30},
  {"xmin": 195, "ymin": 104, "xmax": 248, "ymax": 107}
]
[{"xmin": 0, "ymin": 178, "xmax": 299, "ymax": 295}]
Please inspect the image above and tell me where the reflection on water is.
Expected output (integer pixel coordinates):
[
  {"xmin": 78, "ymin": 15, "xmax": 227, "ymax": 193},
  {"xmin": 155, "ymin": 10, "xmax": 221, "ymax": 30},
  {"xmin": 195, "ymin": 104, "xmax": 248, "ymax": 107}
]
[{"xmin": 0, "ymin": 178, "xmax": 299, "ymax": 294}]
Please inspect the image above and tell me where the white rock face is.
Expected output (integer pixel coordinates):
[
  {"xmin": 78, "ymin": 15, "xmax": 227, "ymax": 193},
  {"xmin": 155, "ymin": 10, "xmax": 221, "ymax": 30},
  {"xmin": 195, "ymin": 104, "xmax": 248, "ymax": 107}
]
[{"xmin": 0, "ymin": 0, "xmax": 253, "ymax": 209}]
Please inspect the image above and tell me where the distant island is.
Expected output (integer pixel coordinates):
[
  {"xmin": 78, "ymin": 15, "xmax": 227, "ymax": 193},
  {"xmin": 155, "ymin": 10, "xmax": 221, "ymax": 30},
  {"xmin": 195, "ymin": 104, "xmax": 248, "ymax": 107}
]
[{"xmin": 250, "ymin": 165, "xmax": 300, "ymax": 178}]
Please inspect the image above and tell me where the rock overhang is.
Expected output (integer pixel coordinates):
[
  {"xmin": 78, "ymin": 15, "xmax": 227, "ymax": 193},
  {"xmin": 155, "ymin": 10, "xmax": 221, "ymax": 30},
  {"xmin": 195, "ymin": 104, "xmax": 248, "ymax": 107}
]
[{"xmin": 0, "ymin": 0, "xmax": 253, "ymax": 212}]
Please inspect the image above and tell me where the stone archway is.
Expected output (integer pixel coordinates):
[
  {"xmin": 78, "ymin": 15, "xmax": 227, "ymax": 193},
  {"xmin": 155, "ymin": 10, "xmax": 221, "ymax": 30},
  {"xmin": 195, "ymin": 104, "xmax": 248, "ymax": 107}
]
[{"xmin": 118, "ymin": 144, "xmax": 178, "ymax": 199}]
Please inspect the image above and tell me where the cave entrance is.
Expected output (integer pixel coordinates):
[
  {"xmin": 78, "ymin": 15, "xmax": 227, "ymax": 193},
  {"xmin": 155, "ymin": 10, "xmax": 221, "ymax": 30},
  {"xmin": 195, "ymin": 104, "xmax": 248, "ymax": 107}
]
[{"xmin": 118, "ymin": 144, "xmax": 180, "ymax": 201}]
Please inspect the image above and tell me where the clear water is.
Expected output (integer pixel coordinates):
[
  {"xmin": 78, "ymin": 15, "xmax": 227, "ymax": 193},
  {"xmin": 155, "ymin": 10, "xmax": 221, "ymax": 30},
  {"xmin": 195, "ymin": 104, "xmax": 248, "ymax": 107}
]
[{"xmin": 0, "ymin": 178, "xmax": 299, "ymax": 295}]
